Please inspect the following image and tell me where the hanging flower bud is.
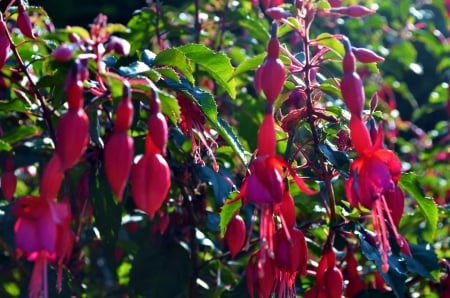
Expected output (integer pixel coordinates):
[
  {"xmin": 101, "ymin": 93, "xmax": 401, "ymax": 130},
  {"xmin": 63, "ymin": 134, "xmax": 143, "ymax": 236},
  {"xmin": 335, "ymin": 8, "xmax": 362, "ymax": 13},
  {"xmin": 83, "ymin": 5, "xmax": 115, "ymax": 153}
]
[
  {"xmin": 146, "ymin": 113, "xmax": 168, "ymax": 156},
  {"xmin": 265, "ymin": 7, "xmax": 290, "ymax": 20},
  {"xmin": 341, "ymin": 41, "xmax": 365, "ymax": 118},
  {"xmin": 17, "ymin": 1, "xmax": 35, "ymax": 39},
  {"xmin": 64, "ymin": 60, "xmax": 85, "ymax": 111},
  {"xmin": 39, "ymin": 154, "xmax": 64, "ymax": 201},
  {"xmin": 256, "ymin": 23, "xmax": 286, "ymax": 106},
  {"xmin": 0, "ymin": 15, "xmax": 10, "ymax": 69},
  {"xmin": 1, "ymin": 158, "xmax": 17, "ymax": 201},
  {"xmin": 56, "ymin": 109, "xmax": 90, "ymax": 169},
  {"xmin": 114, "ymin": 81, "xmax": 133, "ymax": 131},
  {"xmin": 105, "ymin": 36, "xmax": 131, "ymax": 56},
  {"xmin": 224, "ymin": 214, "xmax": 246, "ymax": 259},
  {"xmin": 52, "ymin": 44, "xmax": 76, "ymax": 62},
  {"xmin": 331, "ymin": 5, "xmax": 376, "ymax": 18},
  {"xmin": 257, "ymin": 113, "xmax": 277, "ymax": 156},
  {"xmin": 104, "ymin": 132, "xmax": 134, "ymax": 201},
  {"xmin": 131, "ymin": 153, "xmax": 171, "ymax": 219},
  {"xmin": 352, "ymin": 47, "xmax": 384, "ymax": 63}
]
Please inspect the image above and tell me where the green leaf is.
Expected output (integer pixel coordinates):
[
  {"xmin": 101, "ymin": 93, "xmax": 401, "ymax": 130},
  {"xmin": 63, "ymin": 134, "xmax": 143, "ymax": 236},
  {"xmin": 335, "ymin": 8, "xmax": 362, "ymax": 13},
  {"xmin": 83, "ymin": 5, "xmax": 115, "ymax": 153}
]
[
  {"xmin": 2, "ymin": 126, "xmax": 39, "ymax": 145},
  {"xmin": 358, "ymin": 230, "xmax": 407, "ymax": 298},
  {"xmin": 388, "ymin": 41, "xmax": 417, "ymax": 69},
  {"xmin": 153, "ymin": 48, "xmax": 194, "ymax": 86},
  {"xmin": 0, "ymin": 99, "xmax": 30, "ymax": 113},
  {"xmin": 216, "ymin": 118, "xmax": 247, "ymax": 165},
  {"xmin": 158, "ymin": 90, "xmax": 180, "ymax": 125},
  {"xmin": 398, "ymin": 173, "xmax": 438, "ymax": 242},
  {"xmin": 155, "ymin": 67, "xmax": 181, "ymax": 84},
  {"xmin": 119, "ymin": 61, "xmax": 160, "ymax": 80},
  {"xmin": 314, "ymin": 33, "xmax": 345, "ymax": 57},
  {"xmin": 319, "ymin": 79, "xmax": 342, "ymax": 98},
  {"xmin": 178, "ymin": 44, "xmax": 236, "ymax": 99},
  {"xmin": 219, "ymin": 192, "xmax": 242, "ymax": 237},
  {"xmin": 233, "ymin": 53, "xmax": 265, "ymax": 78},
  {"xmin": 0, "ymin": 139, "xmax": 11, "ymax": 152}
]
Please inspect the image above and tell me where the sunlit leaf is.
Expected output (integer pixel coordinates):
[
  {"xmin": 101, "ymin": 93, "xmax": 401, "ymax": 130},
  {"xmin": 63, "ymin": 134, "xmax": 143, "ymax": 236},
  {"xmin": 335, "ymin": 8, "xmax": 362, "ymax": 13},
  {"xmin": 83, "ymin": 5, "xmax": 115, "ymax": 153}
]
[
  {"xmin": 178, "ymin": 44, "xmax": 237, "ymax": 99},
  {"xmin": 399, "ymin": 173, "xmax": 438, "ymax": 242},
  {"xmin": 220, "ymin": 192, "xmax": 242, "ymax": 237}
]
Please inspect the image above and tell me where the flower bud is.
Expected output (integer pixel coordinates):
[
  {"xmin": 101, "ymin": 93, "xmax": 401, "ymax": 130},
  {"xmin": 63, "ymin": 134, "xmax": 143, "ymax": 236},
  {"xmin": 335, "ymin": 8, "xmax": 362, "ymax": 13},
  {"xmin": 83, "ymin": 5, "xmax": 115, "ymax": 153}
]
[
  {"xmin": 1, "ymin": 158, "xmax": 17, "ymax": 201},
  {"xmin": 146, "ymin": 112, "xmax": 168, "ymax": 156},
  {"xmin": 0, "ymin": 17, "xmax": 10, "ymax": 69},
  {"xmin": 114, "ymin": 81, "xmax": 133, "ymax": 131},
  {"xmin": 17, "ymin": 2, "xmax": 35, "ymax": 39},
  {"xmin": 352, "ymin": 47, "xmax": 385, "ymax": 63},
  {"xmin": 105, "ymin": 36, "xmax": 131, "ymax": 56},
  {"xmin": 224, "ymin": 214, "xmax": 246, "ymax": 258},
  {"xmin": 257, "ymin": 113, "xmax": 276, "ymax": 156},
  {"xmin": 39, "ymin": 154, "xmax": 64, "ymax": 200},
  {"xmin": 331, "ymin": 5, "xmax": 375, "ymax": 18},
  {"xmin": 52, "ymin": 44, "xmax": 76, "ymax": 62},
  {"xmin": 131, "ymin": 153, "xmax": 171, "ymax": 219},
  {"xmin": 340, "ymin": 70, "xmax": 365, "ymax": 118},
  {"xmin": 56, "ymin": 109, "xmax": 90, "ymax": 169},
  {"xmin": 104, "ymin": 131, "xmax": 134, "ymax": 201}
]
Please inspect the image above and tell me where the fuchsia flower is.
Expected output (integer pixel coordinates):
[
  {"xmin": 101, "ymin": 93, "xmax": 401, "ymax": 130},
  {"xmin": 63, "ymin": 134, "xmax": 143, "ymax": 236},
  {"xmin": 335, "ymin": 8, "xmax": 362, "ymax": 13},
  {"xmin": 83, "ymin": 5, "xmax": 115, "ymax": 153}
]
[
  {"xmin": 12, "ymin": 196, "xmax": 73, "ymax": 298},
  {"xmin": 345, "ymin": 118, "xmax": 405, "ymax": 272},
  {"xmin": 177, "ymin": 93, "xmax": 219, "ymax": 171}
]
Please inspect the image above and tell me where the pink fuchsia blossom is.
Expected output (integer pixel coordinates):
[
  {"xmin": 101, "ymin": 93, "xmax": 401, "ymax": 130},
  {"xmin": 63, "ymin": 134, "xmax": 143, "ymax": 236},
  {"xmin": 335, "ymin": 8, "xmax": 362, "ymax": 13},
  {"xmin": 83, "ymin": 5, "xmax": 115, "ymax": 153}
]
[
  {"xmin": 345, "ymin": 121, "xmax": 405, "ymax": 272},
  {"xmin": 12, "ymin": 196, "xmax": 73, "ymax": 298}
]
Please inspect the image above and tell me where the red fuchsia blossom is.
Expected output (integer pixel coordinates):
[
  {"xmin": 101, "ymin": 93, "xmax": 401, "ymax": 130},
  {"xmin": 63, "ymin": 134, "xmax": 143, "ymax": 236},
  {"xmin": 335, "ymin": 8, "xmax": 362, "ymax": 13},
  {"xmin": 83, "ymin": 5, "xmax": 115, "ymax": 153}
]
[
  {"xmin": 1, "ymin": 157, "xmax": 17, "ymax": 201},
  {"xmin": 254, "ymin": 23, "xmax": 286, "ymax": 106},
  {"xmin": 246, "ymin": 249, "xmax": 278, "ymax": 298},
  {"xmin": 12, "ymin": 196, "xmax": 73, "ymax": 298},
  {"xmin": 345, "ymin": 120, "xmax": 405, "ymax": 273},
  {"xmin": 273, "ymin": 227, "xmax": 308, "ymax": 297}
]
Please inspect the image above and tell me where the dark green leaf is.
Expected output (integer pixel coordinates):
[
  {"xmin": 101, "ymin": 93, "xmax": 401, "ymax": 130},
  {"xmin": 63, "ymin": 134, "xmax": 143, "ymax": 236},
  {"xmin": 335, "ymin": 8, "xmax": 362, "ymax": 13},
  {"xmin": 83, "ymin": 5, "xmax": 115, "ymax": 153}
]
[
  {"xmin": 2, "ymin": 126, "xmax": 40, "ymax": 145},
  {"xmin": 398, "ymin": 173, "xmax": 438, "ymax": 242},
  {"xmin": 358, "ymin": 231, "xmax": 407, "ymax": 298},
  {"xmin": 318, "ymin": 140, "xmax": 350, "ymax": 178},
  {"xmin": 130, "ymin": 241, "xmax": 191, "ymax": 298},
  {"xmin": 196, "ymin": 165, "xmax": 234, "ymax": 206},
  {"xmin": 178, "ymin": 44, "xmax": 236, "ymax": 99},
  {"xmin": 119, "ymin": 61, "xmax": 160, "ymax": 80},
  {"xmin": 219, "ymin": 192, "xmax": 242, "ymax": 237},
  {"xmin": 403, "ymin": 243, "xmax": 438, "ymax": 280}
]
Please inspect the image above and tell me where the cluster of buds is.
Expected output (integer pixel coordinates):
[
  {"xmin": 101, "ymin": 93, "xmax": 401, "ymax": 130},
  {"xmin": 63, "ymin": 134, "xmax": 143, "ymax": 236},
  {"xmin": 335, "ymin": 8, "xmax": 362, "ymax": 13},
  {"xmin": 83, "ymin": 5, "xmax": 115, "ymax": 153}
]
[{"xmin": 131, "ymin": 90, "xmax": 171, "ymax": 219}]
